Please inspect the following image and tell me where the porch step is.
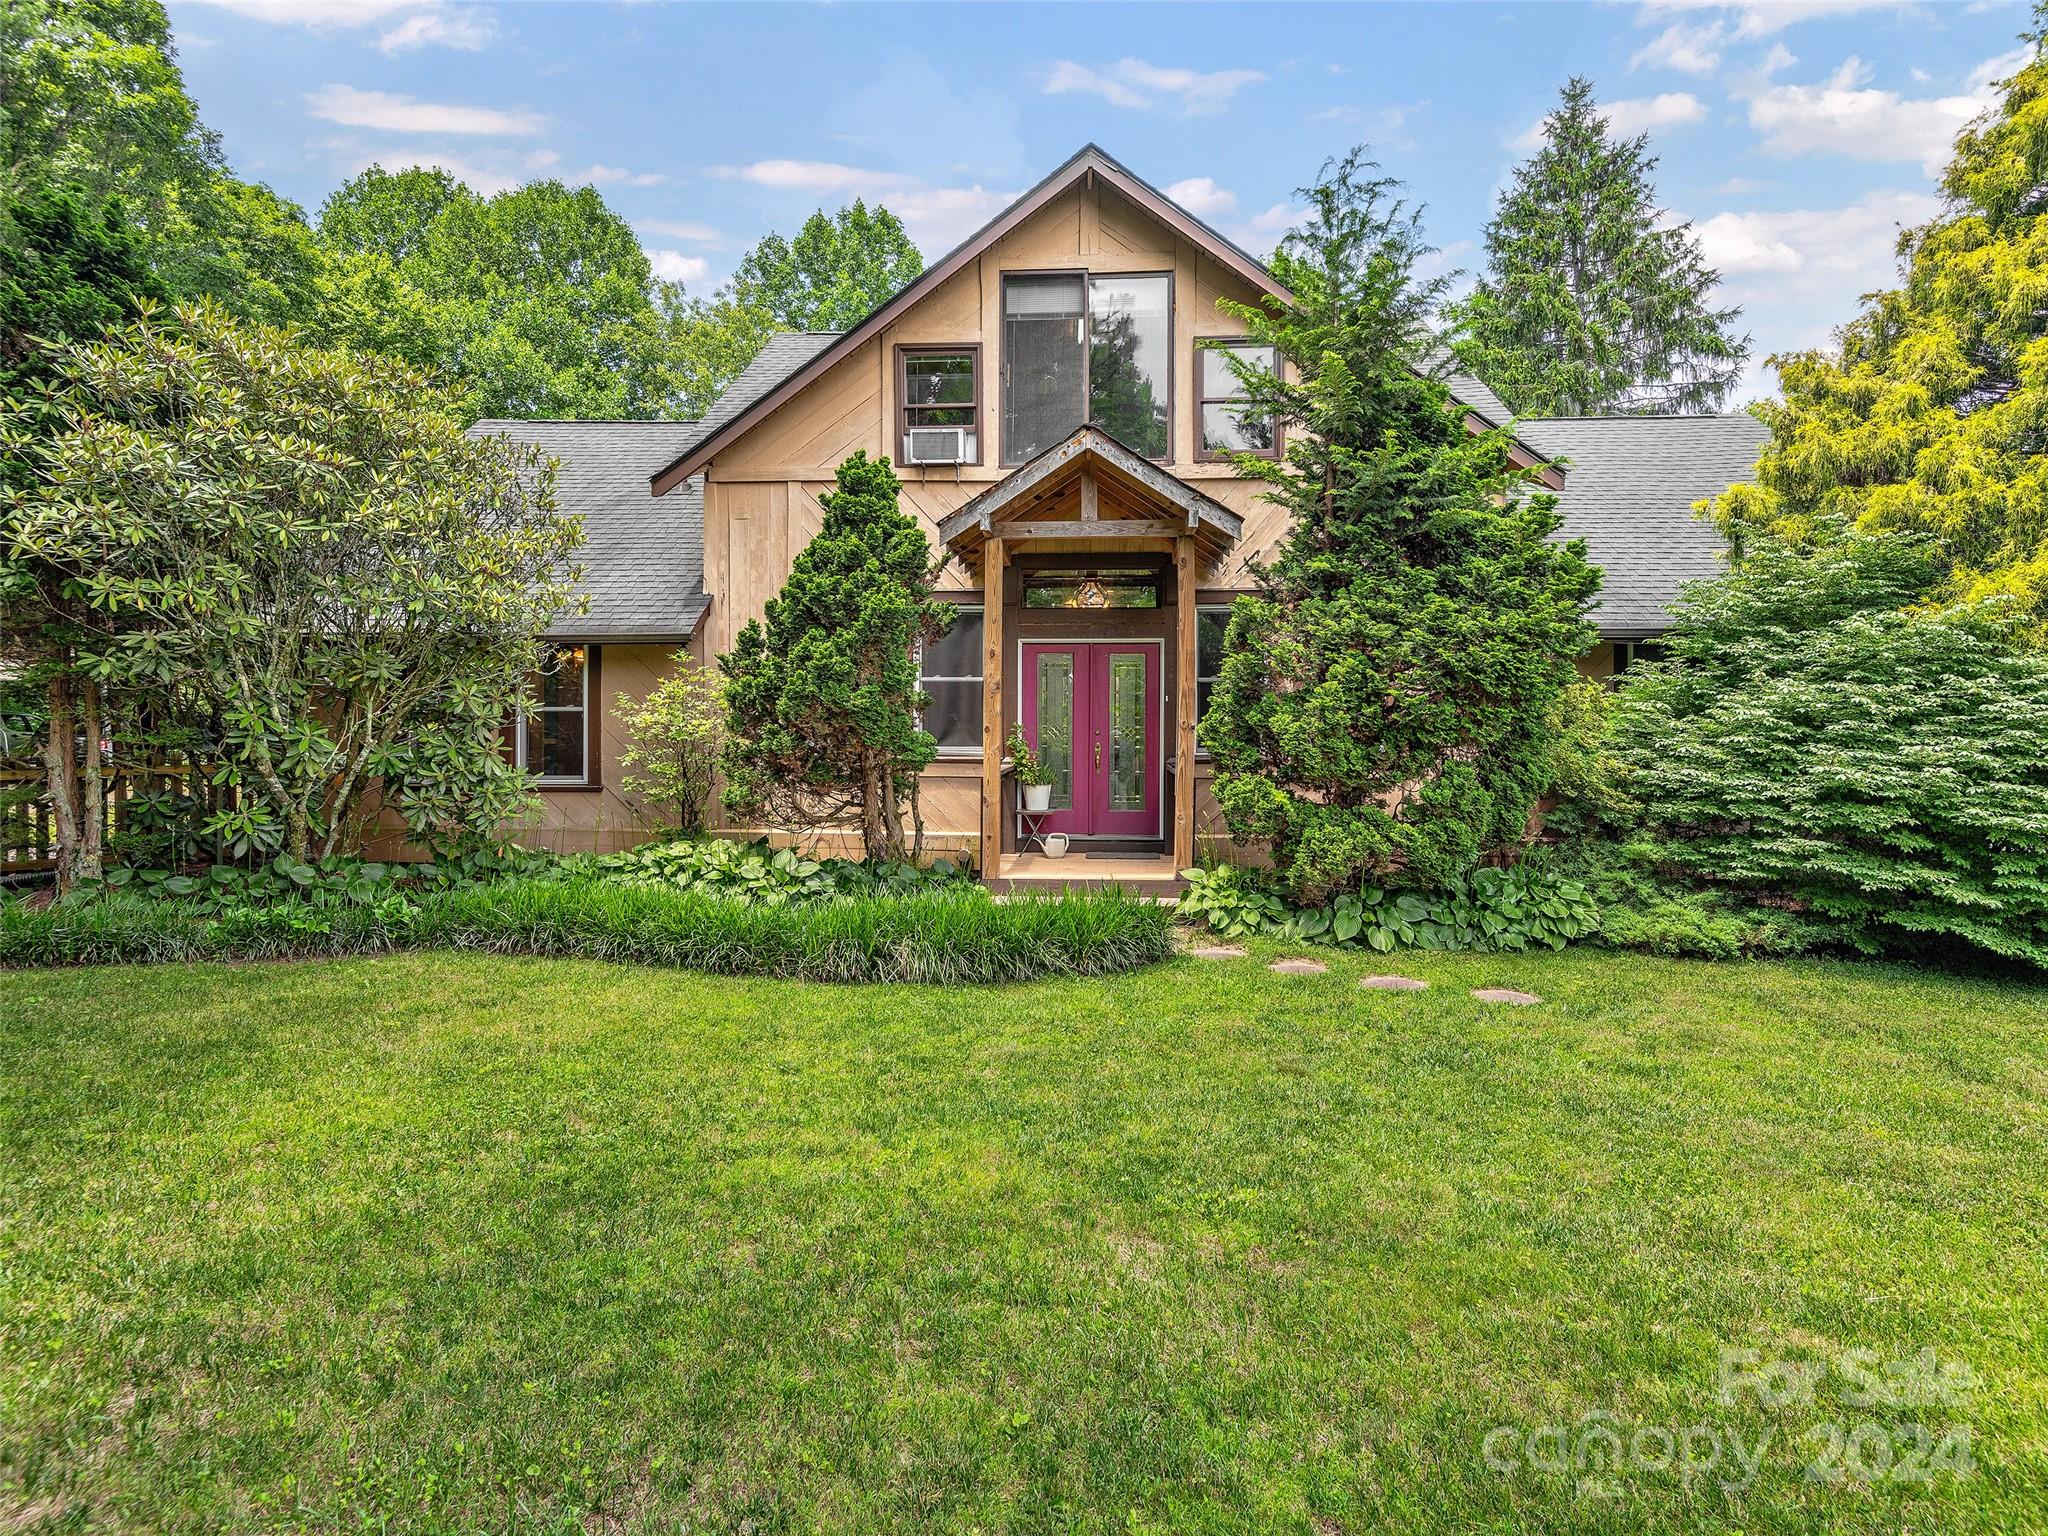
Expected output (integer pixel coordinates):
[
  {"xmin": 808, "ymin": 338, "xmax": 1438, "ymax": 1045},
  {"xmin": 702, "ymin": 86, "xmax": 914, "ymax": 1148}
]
[{"xmin": 989, "ymin": 852, "xmax": 1185, "ymax": 897}]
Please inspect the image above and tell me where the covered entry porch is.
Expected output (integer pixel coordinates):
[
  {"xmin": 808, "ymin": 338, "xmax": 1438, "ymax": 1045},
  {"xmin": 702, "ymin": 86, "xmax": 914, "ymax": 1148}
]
[{"xmin": 934, "ymin": 426, "xmax": 1243, "ymax": 889}]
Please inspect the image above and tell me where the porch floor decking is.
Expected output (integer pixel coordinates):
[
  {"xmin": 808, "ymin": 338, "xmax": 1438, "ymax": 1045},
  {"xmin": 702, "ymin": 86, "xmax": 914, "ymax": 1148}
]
[{"xmin": 991, "ymin": 852, "xmax": 1184, "ymax": 896}]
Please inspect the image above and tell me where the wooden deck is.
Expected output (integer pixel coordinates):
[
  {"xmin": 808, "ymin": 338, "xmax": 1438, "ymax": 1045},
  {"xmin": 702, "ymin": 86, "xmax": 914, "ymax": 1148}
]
[{"xmin": 989, "ymin": 851, "xmax": 1184, "ymax": 896}]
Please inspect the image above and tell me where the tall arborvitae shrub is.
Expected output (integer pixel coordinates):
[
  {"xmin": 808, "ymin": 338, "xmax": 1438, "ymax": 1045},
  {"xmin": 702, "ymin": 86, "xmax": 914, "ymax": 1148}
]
[
  {"xmin": 720, "ymin": 451, "xmax": 951, "ymax": 861},
  {"xmin": 1200, "ymin": 151, "xmax": 1601, "ymax": 902}
]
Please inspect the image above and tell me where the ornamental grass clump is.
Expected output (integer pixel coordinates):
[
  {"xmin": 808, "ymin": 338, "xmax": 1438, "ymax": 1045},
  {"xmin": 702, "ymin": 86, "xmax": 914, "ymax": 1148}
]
[{"xmin": 0, "ymin": 878, "xmax": 1174, "ymax": 984}]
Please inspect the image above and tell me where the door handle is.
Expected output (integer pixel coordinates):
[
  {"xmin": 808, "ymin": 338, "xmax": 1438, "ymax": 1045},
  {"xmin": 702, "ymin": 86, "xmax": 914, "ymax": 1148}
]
[{"xmin": 1094, "ymin": 740, "xmax": 1101, "ymax": 770}]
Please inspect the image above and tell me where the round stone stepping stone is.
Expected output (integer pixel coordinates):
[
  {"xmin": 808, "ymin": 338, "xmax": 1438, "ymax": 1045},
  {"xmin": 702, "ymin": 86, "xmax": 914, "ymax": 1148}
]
[
  {"xmin": 1269, "ymin": 957, "xmax": 1328, "ymax": 975},
  {"xmin": 1188, "ymin": 944, "xmax": 1247, "ymax": 959},
  {"xmin": 1470, "ymin": 987, "xmax": 1542, "ymax": 1006},
  {"xmin": 1359, "ymin": 974, "xmax": 1427, "ymax": 992}
]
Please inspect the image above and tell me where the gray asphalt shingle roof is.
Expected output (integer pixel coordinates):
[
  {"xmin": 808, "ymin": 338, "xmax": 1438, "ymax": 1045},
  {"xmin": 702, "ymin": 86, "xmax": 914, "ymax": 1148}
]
[
  {"xmin": 1518, "ymin": 413, "xmax": 1770, "ymax": 638},
  {"xmin": 469, "ymin": 419, "xmax": 710, "ymax": 641},
  {"xmin": 476, "ymin": 333, "xmax": 1766, "ymax": 646}
]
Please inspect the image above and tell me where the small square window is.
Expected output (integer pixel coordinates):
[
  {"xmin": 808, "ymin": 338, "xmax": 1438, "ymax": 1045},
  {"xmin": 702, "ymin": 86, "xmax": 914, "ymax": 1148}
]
[{"xmin": 898, "ymin": 347, "xmax": 979, "ymax": 464}]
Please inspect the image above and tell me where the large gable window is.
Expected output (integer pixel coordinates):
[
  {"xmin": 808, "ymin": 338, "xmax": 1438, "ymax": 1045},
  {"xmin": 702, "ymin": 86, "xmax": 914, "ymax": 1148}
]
[
  {"xmin": 516, "ymin": 643, "xmax": 595, "ymax": 786},
  {"xmin": 1001, "ymin": 271, "xmax": 1173, "ymax": 465}
]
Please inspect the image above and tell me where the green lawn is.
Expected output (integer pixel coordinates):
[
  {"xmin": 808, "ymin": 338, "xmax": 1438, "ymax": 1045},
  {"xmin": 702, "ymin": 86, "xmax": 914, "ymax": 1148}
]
[{"xmin": 4, "ymin": 946, "xmax": 2045, "ymax": 1533}]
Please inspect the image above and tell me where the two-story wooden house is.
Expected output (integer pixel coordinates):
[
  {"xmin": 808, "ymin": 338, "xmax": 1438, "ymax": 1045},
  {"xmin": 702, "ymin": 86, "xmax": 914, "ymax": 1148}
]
[{"xmin": 477, "ymin": 145, "xmax": 1767, "ymax": 886}]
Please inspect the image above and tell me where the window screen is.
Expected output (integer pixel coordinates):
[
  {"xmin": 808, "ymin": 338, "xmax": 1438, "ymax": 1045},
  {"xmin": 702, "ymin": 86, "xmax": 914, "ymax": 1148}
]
[
  {"xmin": 918, "ymin": 607, "xmax": 983, "ymax": 752},
  {"xmin": 1002, "ymin": 274, "xmax": 1086, "ymax": 464}
]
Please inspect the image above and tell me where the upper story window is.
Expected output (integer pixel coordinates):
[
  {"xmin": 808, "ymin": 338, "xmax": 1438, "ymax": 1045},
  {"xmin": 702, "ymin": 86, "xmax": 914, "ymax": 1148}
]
[
  {"xmin": 1001, "ymin": 271, "xmax": 1172, "ymax": 465},
  {"xmin": 1197, "ymin": 340, "xmax": 1280, "ymax": 459},
  {"xmin": 897, "ymin": 346, "xmax": 980, "ymax": 465}
]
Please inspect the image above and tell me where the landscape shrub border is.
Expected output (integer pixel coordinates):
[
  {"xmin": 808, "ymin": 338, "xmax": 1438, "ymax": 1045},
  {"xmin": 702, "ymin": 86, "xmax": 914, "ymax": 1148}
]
[{"xmin": 0, "ymin": 878, "xmax": 1175, "ymax": 985}]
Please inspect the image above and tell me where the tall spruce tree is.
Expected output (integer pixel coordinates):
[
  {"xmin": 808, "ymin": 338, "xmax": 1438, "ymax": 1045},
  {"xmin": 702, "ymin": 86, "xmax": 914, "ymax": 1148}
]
[
  {"xmin": 1453, "ymin": 78, "xmax": 1748, "ymax": 416},
  {"xmin": 1201, "ymin": 151, "xmax": 1601, "ymax": 902},
  {"xmin": 1708, "ymin": 11, "xmax": 2048, "ymax": 625},
  {"xmin": 719, "ymin": 451, "xmax": 951, "ymax": 862}
]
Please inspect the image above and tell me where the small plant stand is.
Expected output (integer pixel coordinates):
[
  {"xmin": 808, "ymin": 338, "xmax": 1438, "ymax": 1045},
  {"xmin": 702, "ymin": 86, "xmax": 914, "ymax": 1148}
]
[{"xmin": 1016, "ymin": 805, "xmax": 1055, "ymax": 856}]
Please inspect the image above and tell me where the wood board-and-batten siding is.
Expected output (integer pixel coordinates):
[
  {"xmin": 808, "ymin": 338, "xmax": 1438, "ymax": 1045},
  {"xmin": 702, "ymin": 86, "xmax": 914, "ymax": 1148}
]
[{"xmin": 696, "ymin": 177, "xmax": 1294, "ymax": 658}]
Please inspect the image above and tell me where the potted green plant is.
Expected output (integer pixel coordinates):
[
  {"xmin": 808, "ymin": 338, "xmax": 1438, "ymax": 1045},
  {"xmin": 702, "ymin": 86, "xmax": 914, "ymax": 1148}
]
[{"xmin": 1006, "ymin": 722, "xmax": 1054, "ymax": 812}]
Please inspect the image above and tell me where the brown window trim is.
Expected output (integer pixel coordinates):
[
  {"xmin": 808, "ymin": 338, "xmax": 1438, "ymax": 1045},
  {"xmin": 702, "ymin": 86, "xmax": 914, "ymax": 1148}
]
[
  {"xmin": 1194, "ymin": 337, "xmax": 1283, "ymax": 463},
  {"xmin": 894, "ymin": 343, "xmax": 983, "ymax": 469},
  {"xmin": 999, "ymin": 268, "xmax": 1175, "ymax": 468},
  {"xmin": 521, "ymin": 642, "xmax": 602, "ymax": 791}
]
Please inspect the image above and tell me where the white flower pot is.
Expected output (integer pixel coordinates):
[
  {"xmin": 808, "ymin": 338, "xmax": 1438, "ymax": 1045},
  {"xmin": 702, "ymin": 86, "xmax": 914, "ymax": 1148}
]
[
  {"xmin": 1022, "ymin": 783, "xmax": 1052, "ymax": 812},
  {"xmin": 1044, "ymin": 832, "xmax": 1069, "ymax": 858}
]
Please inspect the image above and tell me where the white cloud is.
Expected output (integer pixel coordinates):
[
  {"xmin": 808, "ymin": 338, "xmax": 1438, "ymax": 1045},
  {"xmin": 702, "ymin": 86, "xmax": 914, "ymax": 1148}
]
[
  {"xmin": 640, "ymin": 219, "xmax": 727, "ymax": 245},
  {"xmin": 1631, "ymin": 22, "xmax": 1725, "ymax": 74},
  {"xmin": 1164, "ymin": 176, "xmax": 1237, "ymax": 218},
  {"xmin": 1043, "ymin": 57, "xmax": 1266, "ymax": 115},
  {"xmin": 1693, "ymin": 183, "xmax": 1940, "ymax": 400},
  {"xmin": 1635, "ymin": 1, "xmax": 1910, "ymax": 39},
  {"xmin": 1739, "ymin": 54, "xmax": 1996, "ymax": 173},
  {"xmin": 1713, "ymin": 175, "xmax": 1770, "ymax": 193},
  {"xmin": 649, "ymin": 250, "xmax": 711, "ymax": 285},
  {"xmin": 1309, "ymin": 104, "xmax": 1363, "ymax": 124},
  {"xmin": 377, "ymin": 7, "xmax": 494, "ymax": 52},
  {"xmin": 1225, "ymin": 201, "xmax": 1302, "ymax": 253},
  {"xmin": 1694, "ymin": 187, "xmax": 1936, "ymax": 292},
  {"xmin": 1511, "ymin": 92, "xmax": 1706, "ymax": 150},
  {"xmin": 189, "ymin": 0, "xmax": 495, "ymax": 52},
  {"xmin": 709, "ymin": 160, "xmax": 1015, "ymax": 253},
  {"xmin": 576, "ymin": 164, "xmax": 665, "ymax": 188},
  {"xmin": 307, "ymin": 84, "xmax": 541, "ymax": 136}
]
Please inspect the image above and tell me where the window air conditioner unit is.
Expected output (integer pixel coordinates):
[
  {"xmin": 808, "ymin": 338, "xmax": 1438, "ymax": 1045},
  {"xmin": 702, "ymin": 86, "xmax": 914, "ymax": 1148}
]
[{"xmin": 905, "ymin": 426, "xmax": 968, "ymax": 465}]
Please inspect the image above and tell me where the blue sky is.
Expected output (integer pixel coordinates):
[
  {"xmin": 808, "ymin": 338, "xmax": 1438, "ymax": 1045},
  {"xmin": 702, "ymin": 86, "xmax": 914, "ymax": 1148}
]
[{"xmin": 167, "ymin": 0, "xmax": 2033, "ymax": 403}]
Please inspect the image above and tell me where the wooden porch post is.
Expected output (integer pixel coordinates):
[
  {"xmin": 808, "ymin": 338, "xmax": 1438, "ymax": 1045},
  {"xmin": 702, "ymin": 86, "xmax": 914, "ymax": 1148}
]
[
  {"xmin": 1173, "ymin": 536, "xmax": 1198, "ymax": 872},
  {"xmin": 980, "ymin": 536, "xmax": 1006, "ymax": 876}
]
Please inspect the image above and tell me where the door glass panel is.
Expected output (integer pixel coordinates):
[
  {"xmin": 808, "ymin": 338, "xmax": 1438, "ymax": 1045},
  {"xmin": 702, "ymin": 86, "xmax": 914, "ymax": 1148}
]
[
  {"xmin": 1107, "ymin": 653, "xmax": 1146, "ymax": 813},
  {"xmin": 1034, "ymin": 652, "xmax": 1075, "ymax": 810}
]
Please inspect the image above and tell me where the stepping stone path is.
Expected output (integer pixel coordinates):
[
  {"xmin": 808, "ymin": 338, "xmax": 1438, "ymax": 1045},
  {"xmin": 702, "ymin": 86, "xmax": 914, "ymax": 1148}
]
[
  {"xmin": 1359, "ymin": 975, "xmax": 1428, "ymax": 992},
  {"xmin": 1269, "ymin": 957, "xmax": 1328, "ymax": 975},
  {"xmin": 1470, "ymin": 987, "xmax": 1543, "ymax": 1006},
  {"xmin": 1187, "ymin": 944, "xmax": 1247, "ymax": 959}
]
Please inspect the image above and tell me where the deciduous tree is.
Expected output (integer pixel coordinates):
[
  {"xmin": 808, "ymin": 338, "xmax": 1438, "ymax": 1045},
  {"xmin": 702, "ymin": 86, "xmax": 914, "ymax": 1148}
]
[
  {"xmin": 730, "ymin": 201, "xmax": 923, "ymax": 331},
  {"xmin": 615, "ymin": 657, "xmax": 724, "ymax": 835},
  {"xmin": 1610, "ymin": 524, "xmax": 2048, "ymax": 968},
  {"xmin": 0, "ymin": 304, "xmax": 583, "ymax": 870}
]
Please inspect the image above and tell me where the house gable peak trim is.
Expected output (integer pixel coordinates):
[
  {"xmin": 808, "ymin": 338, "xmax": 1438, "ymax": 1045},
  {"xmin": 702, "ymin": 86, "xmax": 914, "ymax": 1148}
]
[{"xmin": 649, "ymin": 144, "xmax": 1291, "ymax": 497}]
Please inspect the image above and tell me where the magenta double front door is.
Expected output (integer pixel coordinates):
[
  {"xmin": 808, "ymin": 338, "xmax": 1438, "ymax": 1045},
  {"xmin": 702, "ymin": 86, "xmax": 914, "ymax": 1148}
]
[{"xmin": 1019, "ymin": 641, "xmax": 1162, "ymax": 839}]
